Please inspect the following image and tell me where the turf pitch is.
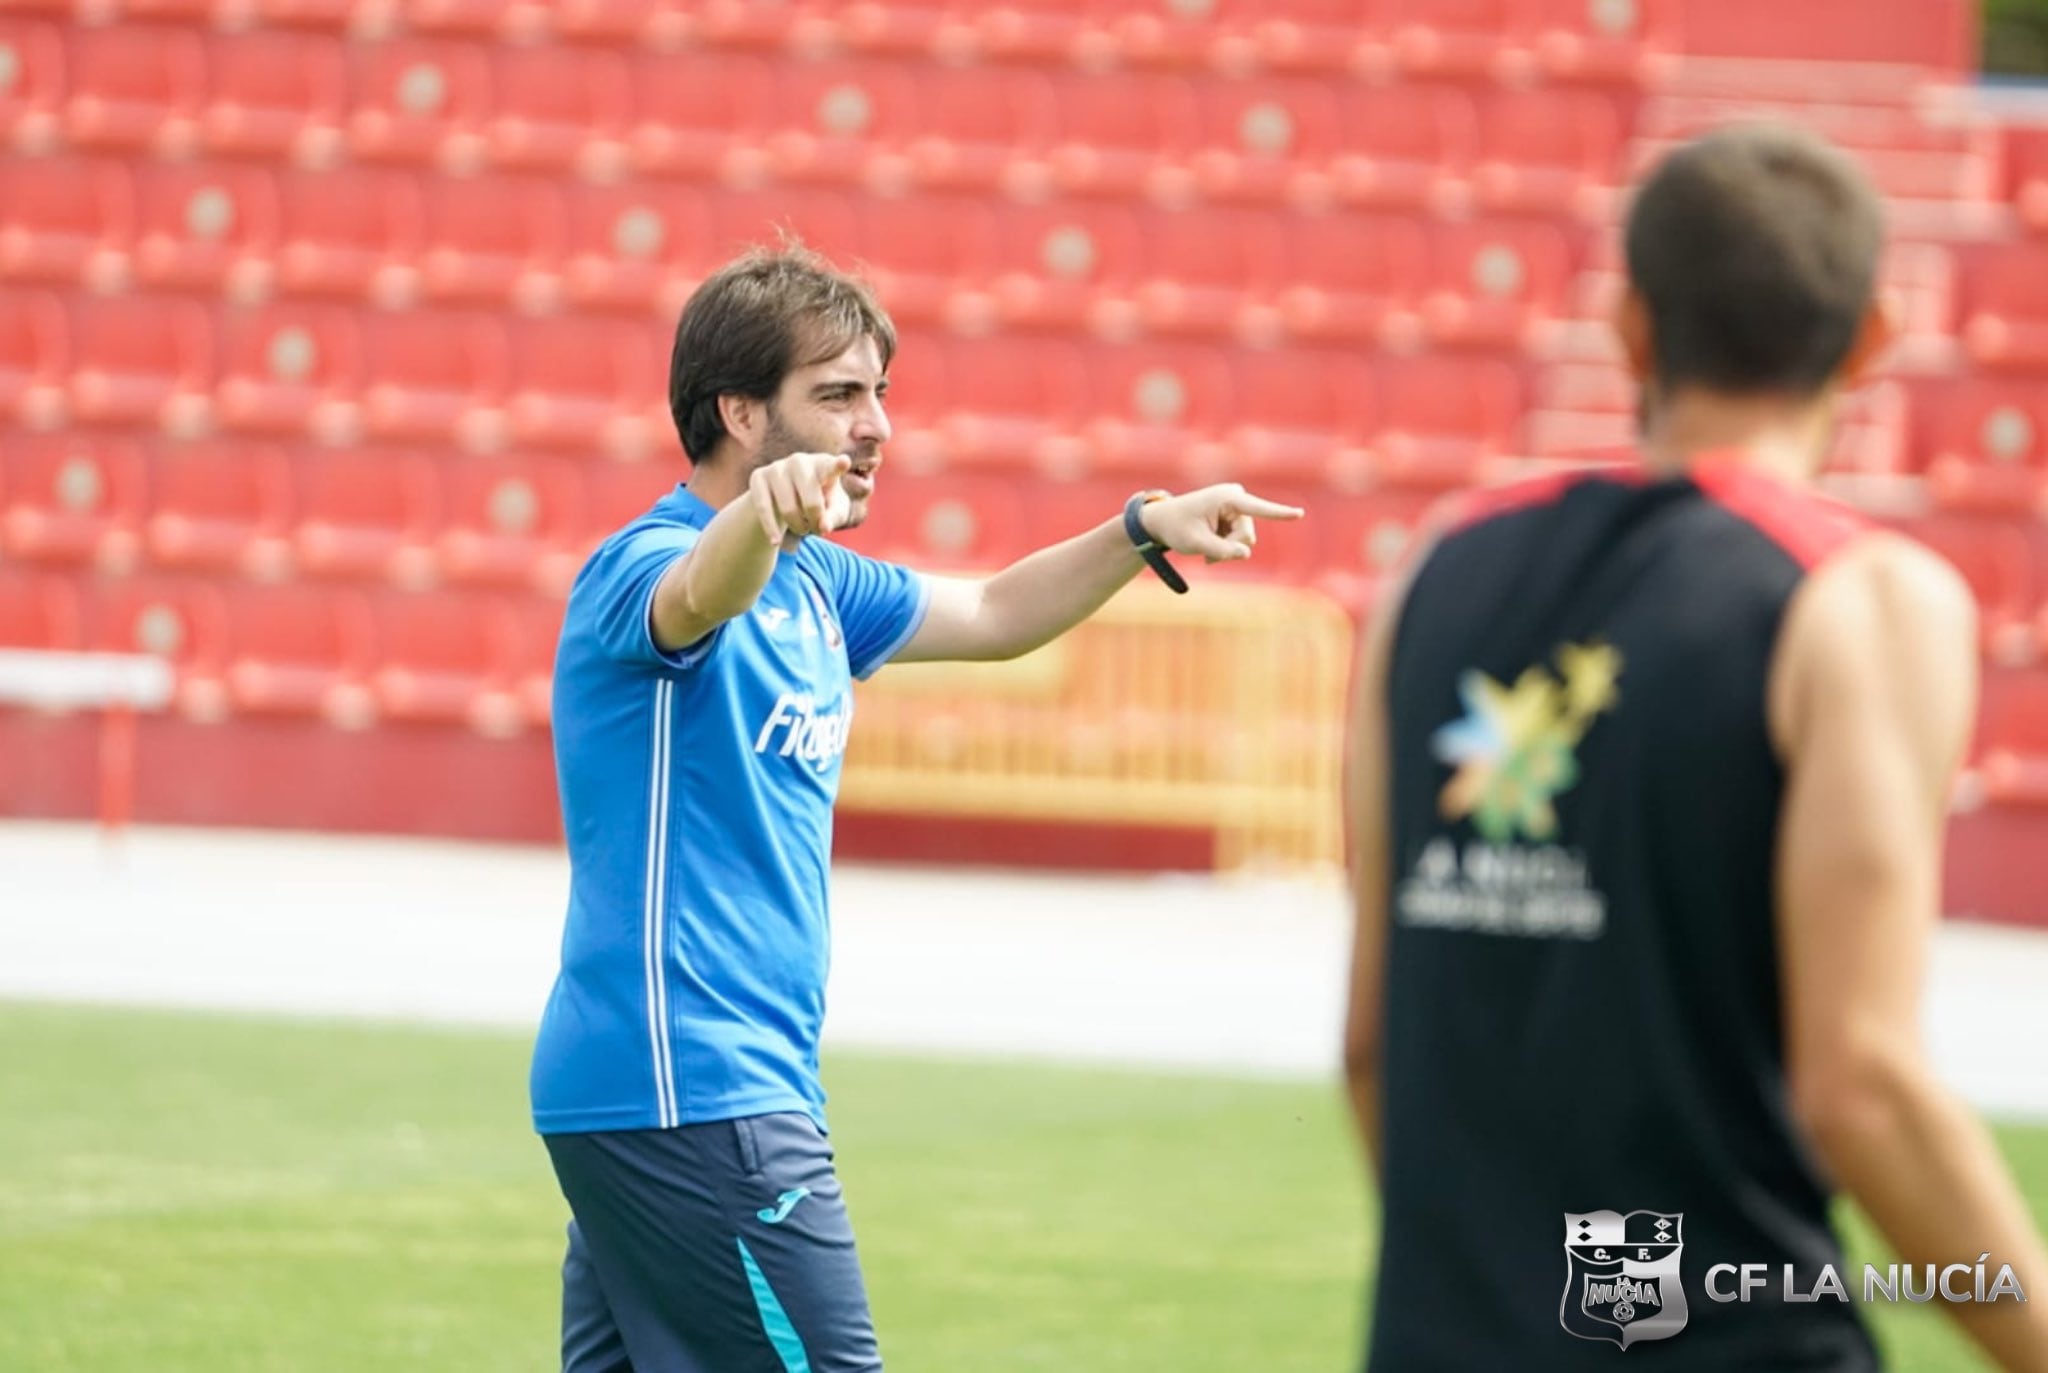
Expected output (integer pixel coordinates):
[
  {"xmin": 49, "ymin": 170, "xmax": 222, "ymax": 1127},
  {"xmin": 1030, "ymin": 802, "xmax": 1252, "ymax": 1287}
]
[{"xmin": 1, "ymin": 1000, "xmax": 2041, "ymax": 1371}]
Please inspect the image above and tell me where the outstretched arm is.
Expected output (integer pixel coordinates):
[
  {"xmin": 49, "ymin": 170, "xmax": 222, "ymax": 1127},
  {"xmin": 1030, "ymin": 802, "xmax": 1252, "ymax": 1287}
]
[
  {"xmin": 894, "ymin": 484, "xmax": 1304, "ymax": 664},
  {"xmin": 1775, "ymin": 533, "xmax": 2048, "ymax": 1373},
  {"xmin": 648, "ymin": 452, "xmax": 852, "ymax": 653}
]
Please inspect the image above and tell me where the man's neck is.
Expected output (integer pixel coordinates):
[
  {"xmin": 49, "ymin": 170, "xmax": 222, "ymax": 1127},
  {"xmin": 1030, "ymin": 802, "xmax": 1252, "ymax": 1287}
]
[
  {"xmin": 1637, "ymin": 386, "xmax": 1839, "ymax": 487},
  {"xmin": 684, "ymin": 456, "xmax": 748, "ymax": 509}
]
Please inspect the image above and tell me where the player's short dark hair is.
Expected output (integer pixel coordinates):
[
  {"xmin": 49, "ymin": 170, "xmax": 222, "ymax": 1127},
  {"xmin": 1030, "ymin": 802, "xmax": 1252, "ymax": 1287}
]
[
  {"xmin": 668, "ymin": 242, "xmax": 897, "ymax": 464},
  {"xmin": 1624, "ymin": 122, "xmax": 1884, "ymax": 396}
]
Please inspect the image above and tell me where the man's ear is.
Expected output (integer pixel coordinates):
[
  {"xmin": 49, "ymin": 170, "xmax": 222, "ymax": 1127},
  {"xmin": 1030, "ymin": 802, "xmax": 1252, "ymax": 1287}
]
[
  {"xmin": 716, "ymin": 392, "xmax": 761, "ymax": 453},
  {"xmin": 1838, "ymin": 294, "xmax": 1898, "ymax": 387},
  {"xmin": 1612, "ymin": 287, "xmax": 1653, "ymax": 383}
]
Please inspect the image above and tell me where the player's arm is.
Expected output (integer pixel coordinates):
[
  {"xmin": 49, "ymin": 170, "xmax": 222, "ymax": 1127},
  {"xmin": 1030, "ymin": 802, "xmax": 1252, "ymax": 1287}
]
[
  {"xmin": 648, "ymin": 452, "xmax": 852, "ymax": 653},
  {"xmin": 893, "ymin": 484, "xmax": 1304, "ymax": 663},
  {"xmin": 1341, "ymin": 571, "xmax": 1411, "ymax": 1183},
  {"xmin": 1774, "ymin": 534, "xmax": 2048, "ymax": 1372}
]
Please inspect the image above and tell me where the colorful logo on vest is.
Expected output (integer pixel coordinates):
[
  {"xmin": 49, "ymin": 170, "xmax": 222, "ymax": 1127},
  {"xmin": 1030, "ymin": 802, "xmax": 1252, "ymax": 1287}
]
[
  {"xmin": 1432, "ymin": 640, "xmax": 1623, "ymax": 843},
  {"xmin": 1562, "ymin": 1210, "xmax": 1689, "ymax": 1349}
]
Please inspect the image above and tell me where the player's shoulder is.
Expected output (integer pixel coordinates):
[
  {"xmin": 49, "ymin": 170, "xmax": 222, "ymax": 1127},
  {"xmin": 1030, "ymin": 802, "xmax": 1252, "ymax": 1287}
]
[
  {"xmin": 1784, "ymin": 529, "xmax": 1978, "ymax": 684},
  {"xmin": 794, "ymin": 531, "xmax": 903, "ymax": 583},
  {"xmin": 1812, "ymin": 529, "xmax": 1977, "ymax": 634}
]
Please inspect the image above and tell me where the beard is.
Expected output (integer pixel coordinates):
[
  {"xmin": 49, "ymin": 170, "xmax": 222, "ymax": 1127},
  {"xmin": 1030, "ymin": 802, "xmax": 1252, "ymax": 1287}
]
[{"xmin": 757, "ymin": 405, "xmax": 875, "ymax": 532}]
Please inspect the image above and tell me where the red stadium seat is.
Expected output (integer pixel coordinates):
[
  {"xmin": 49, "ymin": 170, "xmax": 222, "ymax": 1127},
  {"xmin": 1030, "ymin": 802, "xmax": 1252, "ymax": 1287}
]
[
  {"xmin": 855, "ymin": 195, "xmax": 1000, "ymax": 328},
  {"xmin": 1882, "ymin": 240, "xmax": 1960, "ymax": 345},
  {"xmin": 0, "ymin": 158, "xmax": 129, "ymax": 288},
  {"xmin": 1420, "ymin": 220, "xmax": 1575, "ymax": 352},
  {"xmin": 198, "ymin": 30, "xmax": 348, "ymax": 160},
  {"xmin": 0, "ymin": 288, "xmax": 67, "ymax": 429},
  {"xmin": 357, "ymin": 311, "xmax": 508, "ymax": 448},
  {"xmin": 580, "ymin": 461, "xmax": 676, "ymax": 541},
  {"xmin": 1327, "ymin": 85, "xmax": 1476, "ymax": 214},
  {"xmin": 1924, "ymin": 380, "xmax": 2048, "ymax": 515},
  {"xmin": 398, "ymin": 0, "xmax": 521, "ymax": 38},
  {"xmin": 214, "ymin": 304, "xmax": 363, "ymax": 441},
  {"xmin": 245, "ymin": 0, "xmax": 361, "ymax": 25},
  {"xmin": 768, "ymin": 59, "xmax": 919, "ymax": 187},
  {"xmin": 0, "ymin": 569, "xmax": 81, "ymax": 650},
  {"xmin": 1275, "ymin": 213, "xmax": 1429, "ymax": 348},
  {"xmin": 89, "ymin": 576, "xmax": 229, "ymax": 672},
  {"xmin": 877, "ymin": 324, "xmax": 945, "ymax": 438},
  {"xmin": 1471, "ymin": 88, "xmax": 1625, "ymax": 219},
  {"xmin": 970, "ymin": 0, "xmax": 1101, "ymax": 65},
  {"xmin": 973, "ymin": 201, "xmax": 1144, "ymax": 333},
  {"xmin": 1522, "ymin": 0, "xmax": 1677, "ymax": 85},
  {"xmin": 129, "ymin": 162, "xmax": 279, "ymax": 293},
  {"xmin": 1382, "ymin": 0, "xmax": 1534, "ymax": 83},
  {"xmin": 0, "ymin": 21, "xmax": 67, "ymax": 154},
  {"xmin": 549, "ymin": 0, "xmax": 676, "ymax": 44},
  {"xmin": 1633, "ymin": 98, "xmax": 2001, "ymax": 208},
  {"xmin": 503, "ymin": 316, "xmax": 656, "ymax": 457},
  {"xmin": 704, "ymin": 188, "xmax": 859, "ymax": 267},
  {"xmin": 1112, "ymin": 206, "xmax": 1284, "ymax": 341},
  {"xmin": 485, "ymin": 43, "xmax": 632, "ymax": 175},
  {"xmin": 560, "ymin": 183, "xmax": 707, "ymax": 316},
  {"xmin": 853, "ymin": 469, "xmax": 1031, "ymax": 572},
  {"xmin": 1081, "ymin": 342, "xmax": 1237, "ymax": 477},
  {"xmin": 1239, "ymin": 2, "xmax": 1390, "ymax": 76},
  {"xmin": 62, "ymin": 25, "xmax": 205, "ymax": 156},
  {"xmin": 142, "ymin": 442, "xmax": 295, "ymax": 579},
  {"xmin": 694, "ymin": 0, "xmax": 839, "ymax": 52},
  {"xmin": 435, "ymin": 455, "xmax": 589, "ymax": 593},
  {"xmin": 628, "ymin": 52, "xmax": 775, "ymax": 181},
  {"xmin": 1962, "ymin": 242, "xmax": 2048, "ymax": 374},
  {"xmin": 258, "ymin": 169, "xmax": 423, "ymax": 303},
  {"xmin": 510, "ymin": 591, "xmax": 567, "ymax": 727},
  {"xmin": 0, "ymin": 435, "xmax": 144, "ymax": 571},
  {"xmin": 1092, "ymin": 0, "xmax": 1214, "ymax": 67},
  {"xmin": 932, "ymin": 334, "xmax": 1090, "ymax": 473},
  {"xmin": 345, "ymin": 39, "xmax": 492, "ymax": 170},
  {"xmin": 903, "ymin": 64, "xmax": 1058, "ymax": 193},
  {"xmin": 414, "ymin": 176, "xmax": 566, "ymax": 308},
  {"xmin": 368, "ymin": 589, "xmax": 523, "ymax": 732},
  {"xmin": 1979, "ymin": 666, "xmax": 2048, "ymax": 758},
  {"xmin": 66, "ymin": 297, "xmax": 214, "ymax": 432},
  {"xmin": 833, "ymin": 0, "xmax": 951, "ymax": 59},
  {"xmin": 2011, "ymin": 125, "xmax": 2048, "ymax": 232},
  {"xmin": 1187, "ymin": 78, "xmax": 1342, "ymax": 206},
  {"xmin": 1376, "ymin": 355, "xmax": 1524, "ymax": 489},
  {"xmin": 1027, "ymin": 476, "xmax": 1167, "ymax": 552},
  {"xmin": 292, "ymin": 448, "xmax": 441, "ymax": 584},
  {"xmin": 1225, "ymin": 347, "xmax": 1379, "ymax": 487},
  {"xmin": 1313, "ymin": 488, "xmax": 1445, "ymax": 605},
  {"xmin": 1044, "ymin": 70, "xmax": 1200, "ymax": 198},
  {"xmin": 212, "ymin": 582, "xmax": 375, "ymax": 722}
]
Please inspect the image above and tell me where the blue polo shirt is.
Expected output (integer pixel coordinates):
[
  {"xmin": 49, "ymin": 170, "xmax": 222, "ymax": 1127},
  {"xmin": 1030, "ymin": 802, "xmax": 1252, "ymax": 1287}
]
[{"xmin": 531, "ymin": 485, "xmax": 929, "ymax": 1134}]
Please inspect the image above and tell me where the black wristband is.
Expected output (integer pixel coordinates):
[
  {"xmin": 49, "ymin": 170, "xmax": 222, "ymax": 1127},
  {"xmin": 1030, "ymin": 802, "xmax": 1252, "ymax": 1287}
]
[{"xmin": 1122, "ymin": 491, "xmax": 1189, "ymax": 594}]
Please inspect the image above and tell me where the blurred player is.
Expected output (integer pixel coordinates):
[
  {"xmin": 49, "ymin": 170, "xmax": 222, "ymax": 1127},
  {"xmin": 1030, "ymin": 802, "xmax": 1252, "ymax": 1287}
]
[
  {"xmin": 1342, "ymin": 123, "xmax": 2048, "ymax": 1370},
  {"xmin": 530, "ymin": 244, "xmax": 1302, "ymax": 1372}
]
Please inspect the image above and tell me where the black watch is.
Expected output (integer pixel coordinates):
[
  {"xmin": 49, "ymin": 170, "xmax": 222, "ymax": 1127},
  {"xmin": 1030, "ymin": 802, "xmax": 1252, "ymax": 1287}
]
[{"xmin": 1122, "ymin": 490, "xmax": 1188, "ymax": 594}]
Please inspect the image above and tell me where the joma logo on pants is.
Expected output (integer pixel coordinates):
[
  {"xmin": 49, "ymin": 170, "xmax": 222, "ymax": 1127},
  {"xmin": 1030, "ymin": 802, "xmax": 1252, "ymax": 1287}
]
[{"xmin": 753, "ymin": 692, "xmax": 851, "ymax": 767}]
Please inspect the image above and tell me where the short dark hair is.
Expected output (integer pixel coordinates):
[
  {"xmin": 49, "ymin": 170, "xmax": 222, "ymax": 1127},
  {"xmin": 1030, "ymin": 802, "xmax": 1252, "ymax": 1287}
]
[
  {"xmin": 1624, "ymin": 122, "xmax": 1883, "ymax": 396},
  {"xmin": 667, "ymin": 243, "xmax": 897, "ymax": 464}
]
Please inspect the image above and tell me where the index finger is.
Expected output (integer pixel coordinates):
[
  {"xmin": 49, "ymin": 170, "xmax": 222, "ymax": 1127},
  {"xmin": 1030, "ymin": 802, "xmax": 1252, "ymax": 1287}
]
[{"xmin": 1227, "ymin": 492, "xmax": 1306, "ymax": 520}]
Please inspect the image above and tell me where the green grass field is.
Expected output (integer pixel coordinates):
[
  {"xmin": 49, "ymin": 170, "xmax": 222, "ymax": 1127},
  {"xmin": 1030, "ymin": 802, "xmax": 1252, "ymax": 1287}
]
[{"xmin": 1, "ymin": 1000, "xmax": 2041, "ymax": 1371}]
